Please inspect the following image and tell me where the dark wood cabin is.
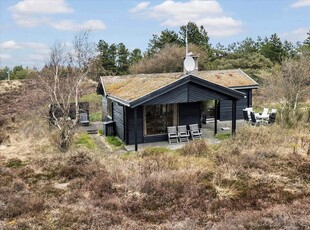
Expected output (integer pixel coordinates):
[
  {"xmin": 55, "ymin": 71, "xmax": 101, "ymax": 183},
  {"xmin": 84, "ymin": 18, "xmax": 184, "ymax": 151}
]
[{"xmin": 98, "ymin": 69, "xmax": 258, "ymax": 147}]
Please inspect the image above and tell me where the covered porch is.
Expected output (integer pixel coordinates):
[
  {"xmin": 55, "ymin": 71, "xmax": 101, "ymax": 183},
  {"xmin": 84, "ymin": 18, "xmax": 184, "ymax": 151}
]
[{"xmin": 125, "ymin": 119, "xmax": 246, "ymax": 151}]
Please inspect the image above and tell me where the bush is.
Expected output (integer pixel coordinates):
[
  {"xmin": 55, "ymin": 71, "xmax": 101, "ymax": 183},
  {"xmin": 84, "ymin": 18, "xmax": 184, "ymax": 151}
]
[
  {"xmin": 75, "ymin": 133, "xmax": 95, "ymax": 149},
  {"xmin": 141, "ymin": 147, "xmax": 170, "ymax": 157},
  {"xmin": 215, "ymin": 133, "xmax": 231, "ymax": 140},
  {"xmin": 90, "ymin": 111, "xmax": 102, "ymax": 122},
  {"xmin": 179, "ymin": 140, "xmax": 210, "ymax": 156},
  {"xmin": 5, "ymin": 158, "xmax": 23, "ymax": 168},
  {"xmin": 106, "ymin": 136, "xmax": 123, "ymax": 147}
]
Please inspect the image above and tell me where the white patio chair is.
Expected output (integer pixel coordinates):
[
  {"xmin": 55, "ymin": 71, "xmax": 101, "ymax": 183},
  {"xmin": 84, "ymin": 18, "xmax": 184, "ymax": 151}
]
[
  {"xmin": 262, "ymin": 108, "xmax": 269, "ymax": 116},
  {"xmin": 271, "ymin": 109, "xmax": 277, "ymax": 114},
  {"xmin": 167, "ymin": 126, "xmax": 178, "ymax": 143},
  {"xmin": 177, "ymin": 125, "xmax": 190, "ymax": 142},
  {"xmin": 189, "ymin": 124, "xmax": 202, "ymax": 139}
]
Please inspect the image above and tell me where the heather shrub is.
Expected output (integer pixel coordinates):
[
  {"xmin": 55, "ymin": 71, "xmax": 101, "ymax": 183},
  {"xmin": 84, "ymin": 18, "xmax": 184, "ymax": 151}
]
[
  {"xmin": 179, "ymin": 140, "xmax": 211, "ymax": 157},
  {"xmin": 5, "ymin": 158, "xmax": 23, "ymax": 168},
  {"xmin": 88, "ymin": 168, "xmax": 115, "ymax": 198},
  {"xmin": 57, "ymin": 152, "xmax": 97, "ymax": 180}
]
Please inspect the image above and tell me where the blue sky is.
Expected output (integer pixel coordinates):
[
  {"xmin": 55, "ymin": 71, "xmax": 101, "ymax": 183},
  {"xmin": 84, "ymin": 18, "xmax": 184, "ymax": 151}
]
[{"xmin": 0, "ymin": 0, "xmax": 309, "ymax": 69}]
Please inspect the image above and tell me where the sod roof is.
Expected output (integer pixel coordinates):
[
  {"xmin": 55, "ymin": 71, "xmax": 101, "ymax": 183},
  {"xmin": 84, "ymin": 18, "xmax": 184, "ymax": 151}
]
[{"xmin": 100, "ymin": 69, "xmax": 258, "ymax": 103}]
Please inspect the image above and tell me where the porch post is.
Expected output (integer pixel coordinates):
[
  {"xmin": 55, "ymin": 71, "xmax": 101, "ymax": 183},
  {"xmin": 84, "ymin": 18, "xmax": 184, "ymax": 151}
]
[
  {"xmin": 232, "ymin": 99, "xmax": 237, "ymax": 137},
  {"xmin": 214, "ymin": 100, "xmax": 218, "ymax": 136},
  {"xmin": 134, "ymin": 107, "xmax": 138, "ymax": 151}
]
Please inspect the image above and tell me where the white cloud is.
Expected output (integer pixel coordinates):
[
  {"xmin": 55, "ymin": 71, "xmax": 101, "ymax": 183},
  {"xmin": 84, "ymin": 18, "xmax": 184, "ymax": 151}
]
[
  {"xmin": 282, "ymin": 27, "xmax": 309, "ymax": 42},
  {"xmin": 49, "ymin": 19, "xmax": 106, "ymax": 31},
  {"xmin": 0, "ymin": 41, "xmax": 51, "ymax": 68},
  {"xmin": 290, "ymin": 0, "xmax": 310, "ymax": 8},
  {"xmin": 0, "ymin": 41, "xmax": 22, "ymax": 49},
  {"xmin": 129, "ymin": 2, "xmax": 150, "ymax": 13},
  {"xmin": 10, "ymin": 0, "xmax": 73, "ymax": 15},
  {"xmin": 0, "ymin": 41, "xmax": 48, "ymax": 50},
  {"xmin": 9, "ymin": 0, "xmax": 105, "ymax": 31},
  {"xmin": 129, "ymin": 0, "xmax": 242, "ymax": 37}
]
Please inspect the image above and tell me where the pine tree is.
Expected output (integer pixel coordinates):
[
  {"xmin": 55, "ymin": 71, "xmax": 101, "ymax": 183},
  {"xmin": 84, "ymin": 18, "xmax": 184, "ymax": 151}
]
[
  {"xmin": 147, "ymin": 29, "xmax": 180, "ymax": 55},
  {"xmin": 116, "ymin": 43, "xmax": 129, "ymax": 75},
  {"xmin": 304, "ymin": 30, "xmax": 310, "ymax": 46}
]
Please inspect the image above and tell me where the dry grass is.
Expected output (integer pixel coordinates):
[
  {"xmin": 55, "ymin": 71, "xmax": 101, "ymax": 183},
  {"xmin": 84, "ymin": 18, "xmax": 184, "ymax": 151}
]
[{"xmin": 1, "ymin": 121, "xmax": 309, "ymax": 229}]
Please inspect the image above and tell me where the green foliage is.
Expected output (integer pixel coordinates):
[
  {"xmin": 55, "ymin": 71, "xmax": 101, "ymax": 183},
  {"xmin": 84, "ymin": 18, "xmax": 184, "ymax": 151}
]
[
  {"xmin": 129, "ymin": 48, "xmax": 143, "ymax": 64},
  {"xmin": 0, "ymin": 67, "xmax": 10, "ymax": 80},
  {"xmin": 0, "ymin": 66, "xmax": 34, "ymax": 80},
  {"xmin": 106, "ymin": 136, "xmax": 123, "ymax": 147},
  {"xmin": 260, "ymin": 33, "xmax": 285, "ymax": 64},
  {"xmin": 303, "ymin": 30, "xmax": 310, "ymax": 46},
  {"xmin": 215, "ymin": 133, "xmax": 231, "ymax": 140},
  {"xmin": 89, "ymin": 112, "xmax": 101, "ymax": 122},
  {"xmin": 97, "ymin": 40, "xmax": 142, "ymax": 76},
  {"xmin": 80, "ymin": 93, "xmax": 101, "ymax": 103},
  {"xmin": 98, "ymin": 129, "xmax": 103, "ymax": 135},
  {"xmin": 5, "ymin": 158, "xmax": 24, "ymax": 168},
  {"xmin": 117, "ymin": 43, "xmax": 130, "ymax": 75},
  {"xmin": 147, "ymin": 29, "xmax": 180, "ymax": 56},
  {"xmin": 179, "ymin": 21, "xmax": 211, "ymax": 53},
  {"xmin": 75, "ymin": 133, "xmax": 96, "ymax": 149}
]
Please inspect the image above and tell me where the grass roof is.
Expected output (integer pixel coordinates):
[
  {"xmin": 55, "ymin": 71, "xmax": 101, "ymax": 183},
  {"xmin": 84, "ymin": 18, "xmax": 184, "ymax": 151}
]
[{"xmin": 101, "ymin": 69, "xmax": 258, "ymax": 102}]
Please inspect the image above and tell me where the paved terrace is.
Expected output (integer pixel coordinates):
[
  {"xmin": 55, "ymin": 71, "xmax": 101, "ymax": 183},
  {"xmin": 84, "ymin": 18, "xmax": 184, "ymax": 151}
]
[{"xmin": 125, "ymin": 119, "xmax": 246, "ymax": 152}]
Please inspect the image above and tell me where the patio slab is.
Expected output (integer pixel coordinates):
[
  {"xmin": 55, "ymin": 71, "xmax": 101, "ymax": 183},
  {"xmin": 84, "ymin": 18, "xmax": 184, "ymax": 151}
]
[{"xmin": 125, "ymin": 119, "xmax": 246, "ymax": 152}]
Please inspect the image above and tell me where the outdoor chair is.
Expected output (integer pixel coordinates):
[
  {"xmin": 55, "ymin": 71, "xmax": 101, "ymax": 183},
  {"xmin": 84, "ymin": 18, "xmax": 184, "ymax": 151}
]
[
  {"xmin": 189, "ymin": 124, "xmax": 202, "ymax": 139},
  {"xmin": 244, "ymin": 107, "xmax": 253, "ymax": 121},
  {"xmin": 167, "ymin": 126, "xmax": 178, "ymax": 143},
  {"xmin": 250, "ymin": 112, "xmax": 262, "ymax": 126},
  {"xmin": 79, "ymin": 113, "xmax": 89, "ymax": 126},
  {"xmin": 262, "ymin": 108, "xmax": 269, "ymax": 116},
  {"xmin": 243, "ymin": 109, "xmax": 250, "ymax": 124},
  {"xmin": 177, "ymin": 125, "xmax": 190, "ymax": 142},
  {"xmin": 271, "ymin": 109, "xmax": 277, "ymax": 114},
  {"xmin": 269, "ymin": 112, "xmax": 277, "ymax": 124}
]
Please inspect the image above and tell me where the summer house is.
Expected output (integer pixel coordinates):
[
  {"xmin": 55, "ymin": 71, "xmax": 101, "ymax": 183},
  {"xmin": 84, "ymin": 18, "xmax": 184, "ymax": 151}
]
[{"xmin": 97, "ymin": 68, "xmax": 259, "ymax": 150}]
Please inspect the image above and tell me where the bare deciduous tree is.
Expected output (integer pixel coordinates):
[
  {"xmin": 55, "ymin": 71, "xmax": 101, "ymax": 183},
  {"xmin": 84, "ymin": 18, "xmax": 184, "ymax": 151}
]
[
  {"xmin": 37, "ymin": 29, "xmax": 95, "ymax": 151},
  {"xmin": 266, "ymin": 55, "xmax": 310, "ymax": 111}
]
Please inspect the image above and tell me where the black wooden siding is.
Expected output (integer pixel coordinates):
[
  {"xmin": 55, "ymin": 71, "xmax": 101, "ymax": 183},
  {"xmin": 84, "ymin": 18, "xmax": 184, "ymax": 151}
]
[
  {"xmin": 179, "ymin": 102, "xmax": 201, "ymax": 125},
  {"xmin": 188, "ymin": 83, "xmax": 231, "ymax": 102},
  {"xmin": 145, "ymin": 82, "xmax": 232, "ymax": 105},
  {"xmin": 144, "ymin": 84, "xmax": 188, "ymax": 105},
  {"xmin": 219, "ymin": 89, "xmax": 252, "ymax": 120},
  {"xmin": 112, "ymin": 102, "xmax": 125, "ymax": 141},
  {"xmin": 126, "ymin": 106, "xmax": 144, "ymax": 145}
]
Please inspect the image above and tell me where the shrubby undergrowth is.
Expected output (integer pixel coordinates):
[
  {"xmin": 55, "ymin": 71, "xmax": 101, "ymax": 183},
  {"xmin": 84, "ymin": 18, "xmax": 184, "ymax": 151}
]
[{"xmin": 1, "ymin": 123, "xmax": 310, "ymax": 229}]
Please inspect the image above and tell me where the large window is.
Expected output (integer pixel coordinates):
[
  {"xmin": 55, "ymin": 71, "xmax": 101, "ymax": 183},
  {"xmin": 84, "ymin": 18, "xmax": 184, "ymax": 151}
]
[{"xmin": 144, "ymin": 104, "xmax": 178, "ymax": 135}]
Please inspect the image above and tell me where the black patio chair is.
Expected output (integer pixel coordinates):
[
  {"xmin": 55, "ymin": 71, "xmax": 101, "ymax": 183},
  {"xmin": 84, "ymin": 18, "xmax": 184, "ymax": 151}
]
[
  {"xmin": 243, "ymin": 109, "xmax": 250, "ymax": 124},
  {"xmin": 250, "ymin": 112, "xmax": 262, "ymax": 126},
  {"xmin": 268, "ymin": 112, "xmax": 277, "ymax": 124}
]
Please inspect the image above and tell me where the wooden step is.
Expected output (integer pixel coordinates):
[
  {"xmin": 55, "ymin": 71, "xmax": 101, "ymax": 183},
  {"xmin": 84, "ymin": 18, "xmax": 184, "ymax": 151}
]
[{"xmin": 87, "ymin": 129, "xmax": 98, "ymax": 134}]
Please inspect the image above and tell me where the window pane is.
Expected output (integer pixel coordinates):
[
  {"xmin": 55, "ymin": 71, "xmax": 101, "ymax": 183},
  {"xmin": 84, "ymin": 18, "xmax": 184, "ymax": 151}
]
[{"xmin": 144, "ymin": 104, "xmax": 178, "ymax": 135}]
